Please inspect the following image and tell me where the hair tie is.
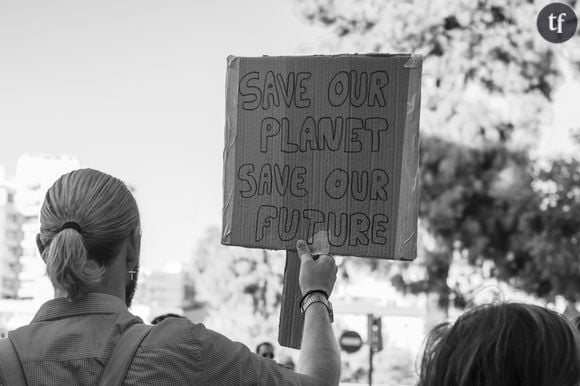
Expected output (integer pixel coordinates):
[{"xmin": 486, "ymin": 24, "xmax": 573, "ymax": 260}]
[{"xmin": 60, "ymin": 221, "xmax": 83, "ymax": 234}]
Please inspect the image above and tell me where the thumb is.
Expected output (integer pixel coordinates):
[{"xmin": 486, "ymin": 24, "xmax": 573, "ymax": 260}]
[{"xmin": 296, "ymin": 239, "xmax": 312, "ymax": 262}]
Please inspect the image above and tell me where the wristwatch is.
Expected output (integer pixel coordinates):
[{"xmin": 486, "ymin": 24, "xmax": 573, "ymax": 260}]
[{"xmin": 300, "ymin": 293, "xmax": 334, "ymax": 323}]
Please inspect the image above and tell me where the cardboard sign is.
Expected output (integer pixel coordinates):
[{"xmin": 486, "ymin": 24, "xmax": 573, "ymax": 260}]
[{"xmin": 223, "ymin": 55, "xmax": 421, "ymax": 260}]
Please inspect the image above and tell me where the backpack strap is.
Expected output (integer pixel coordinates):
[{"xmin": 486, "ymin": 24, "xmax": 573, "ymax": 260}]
[
  {"xmin": 98, "ymin": 323, "xmax": 152, "ymax": 386},
  {"xmin": 0, "ymin": 336, "xmax": 27, "ymax": 386}
]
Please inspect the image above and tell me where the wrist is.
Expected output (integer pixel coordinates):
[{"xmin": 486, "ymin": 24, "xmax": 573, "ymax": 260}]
[
  {"xmin": 300, "ymin": 292, "xmax": 334, "ymax": 323},
  {"xmin": 301, "ymin": 288, "xmax": 329, "ymax": 299}
]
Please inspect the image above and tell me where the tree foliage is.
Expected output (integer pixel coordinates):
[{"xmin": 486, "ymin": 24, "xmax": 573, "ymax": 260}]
[
  {"xmin": 391, "ymin": 135, "xmax": 536, "ymax": 309},
  {"xmin": 293, "ymin": 0, "xmax": 577, "ymax": 144},
  {"xmin": 185, "ymin": 227, "xmax": 285, "ymax": 342},
  {"xmin": 506, "ymin": 159, "xmax": 580, "ymax": 302},
  {"xmin": 291, "ymin": 0, "xmax": 580, "ymax": 311}
]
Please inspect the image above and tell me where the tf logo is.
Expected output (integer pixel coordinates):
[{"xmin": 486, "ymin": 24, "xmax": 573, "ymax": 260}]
[{"xmin": 537, "ymin": 3, "xmax": 578, "ymax": 43}]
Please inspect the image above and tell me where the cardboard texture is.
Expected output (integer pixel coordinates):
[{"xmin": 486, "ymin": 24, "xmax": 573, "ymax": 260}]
[
  {"xmin": 223, "ymin": 54, "xmax": 422, "ymax": 260},
  {"xmin": 278, "ymin": 251, "xmax": 304, "ymax": 348}
]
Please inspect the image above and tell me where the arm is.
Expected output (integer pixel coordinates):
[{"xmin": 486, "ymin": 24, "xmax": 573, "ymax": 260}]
[
  {"xmin": 295, "ymin": 240, "xmax": 341, "ymax": 385},
  {"xmin": 193, "ymin": 240, "xmax": 340, "ymax": 386}
]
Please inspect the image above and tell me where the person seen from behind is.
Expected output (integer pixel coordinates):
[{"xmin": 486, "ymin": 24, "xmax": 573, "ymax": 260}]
[
  {"xmin": 418, "ymin": 302, "xmax": 580, "ymax": 386},
  {"xmin": 0, "ymin": 169, "xmax": 340, "ymax": 385}
]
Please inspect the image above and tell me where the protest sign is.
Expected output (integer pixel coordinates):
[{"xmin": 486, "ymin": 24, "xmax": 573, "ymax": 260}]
[{"xmin": 223, "ymin": 54, "xmax": 422, "ymax": 261}]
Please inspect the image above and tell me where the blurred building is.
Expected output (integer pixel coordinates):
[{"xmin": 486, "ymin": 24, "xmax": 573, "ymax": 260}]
[
  {"xmin": 11, "ymin": 154, "xmax": 80, "ymax": 300},
  {"xmin": 0, "ymin": 168, "xmax": 23, "ymax": 299},
  {"xmin": 134, "ymin": 266, "xmax": 185, "ymax": 323}
]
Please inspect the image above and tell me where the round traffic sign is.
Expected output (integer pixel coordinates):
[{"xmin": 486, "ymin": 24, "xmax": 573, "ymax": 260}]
[{"xmin": 339, "ymin": 330, "xmax": 363, "ymax": 353}]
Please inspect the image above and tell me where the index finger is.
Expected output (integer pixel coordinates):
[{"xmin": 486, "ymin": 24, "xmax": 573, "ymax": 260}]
[{"xmin": 296, "ymin": 240, "xmax": 313, "ymax": 262}]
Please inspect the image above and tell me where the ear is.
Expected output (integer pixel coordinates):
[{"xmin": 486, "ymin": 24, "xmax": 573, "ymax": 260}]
[
  {"xmin": 36, "ymin": 234, "xmax": 45, "ymax": 257},
  {"xmin": 126, "ymin": 229, "xmax": 141, "ymax": 269},
  {"xmin": 133, "ymin": 227, "xmax": 141, "ymax": 258}
]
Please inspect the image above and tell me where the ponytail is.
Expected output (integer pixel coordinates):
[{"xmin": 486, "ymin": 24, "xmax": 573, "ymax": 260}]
[{"xmin": 44, "ymin": 228, "xmax": 105, "ymax": 300}]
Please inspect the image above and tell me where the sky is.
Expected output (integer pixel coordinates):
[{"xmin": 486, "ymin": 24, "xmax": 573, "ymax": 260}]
[
  {"xmin": 0, "ymin": 0, "xmax": 330, "ymax": 271},
  {"xmin": 1, "ymin": 1, "xmax": 579, "ymax": 273}
]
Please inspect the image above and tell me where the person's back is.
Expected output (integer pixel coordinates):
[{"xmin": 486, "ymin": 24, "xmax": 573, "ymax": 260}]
[
  {"xmin": 0, "ymin": 168, "xmax": 341, "ymax": 385},
  {"xmin": 8, "ymin": 297, "xmax": 296, "ymax": 385},
  {"xmin": 418, "ymin": 302, "xmax": 580, "ymax": 386}
]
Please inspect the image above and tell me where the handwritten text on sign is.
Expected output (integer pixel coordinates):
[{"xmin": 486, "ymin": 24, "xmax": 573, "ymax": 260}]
[
  {"xmin": 236, "ymin": 69, "xmax": 391, "ymax": 248},
  {"xmin": 223, "ymin": 57, "xmax": 422, "ymax": 257}
]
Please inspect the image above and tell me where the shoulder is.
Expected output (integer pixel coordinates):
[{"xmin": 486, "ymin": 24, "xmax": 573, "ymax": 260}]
[
  {"xmin": 130, "ymin": 318, "xmax": 313, "ymax": 385},
  {"xmin": 127, "ymin": 317, "xmax": 208, "ymax": 383},
  {"xmin": 139, "ymin": 316, "xmax": 236, "ymax": 353},
  {"xmin": 140, "ymin": 316, "xmax": 203, "ymax": 349},
  {"xmin": 128, "ymin": 317, "xmax": 265, "ymax": 384}
]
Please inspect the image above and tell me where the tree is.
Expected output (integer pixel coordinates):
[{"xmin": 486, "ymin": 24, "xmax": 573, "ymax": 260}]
[
  {"xmin": 293, "ymin": 0, "xmax": 575, "ymax": 144},
  {"xmin": 185, "ymin": 227, "xmax": 286, "ymax": 343},
  {"xmin": 392, "ymin": 135, "xmax": 536, "ymax": 315},
  {"xmin": 502, "ymin": 158, "xmax": 580, "ymax": 308},
  {"xmin": 291, "ymin": 0, "xmax": 580, "ymax": 318}
]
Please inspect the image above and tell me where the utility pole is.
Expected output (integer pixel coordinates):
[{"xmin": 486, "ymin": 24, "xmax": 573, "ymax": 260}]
[
  {"xmin": 367, "ymin": 314, "xmax": 383, "ymax": 386},
  {"xmin": 368, "ymin": 332, "xmax": 374, "ymax": 386}
]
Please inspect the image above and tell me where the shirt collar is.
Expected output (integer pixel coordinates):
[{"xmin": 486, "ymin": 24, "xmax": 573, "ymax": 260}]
[{"xmin": 32, "ymin": 292, "xmax": 132, "ymax": 322}]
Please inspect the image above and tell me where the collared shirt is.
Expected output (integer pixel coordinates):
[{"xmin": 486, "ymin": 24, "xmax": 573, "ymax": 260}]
[{"xmin": 4, "ymin": 293, "xmax": 313, "ymax": 385}]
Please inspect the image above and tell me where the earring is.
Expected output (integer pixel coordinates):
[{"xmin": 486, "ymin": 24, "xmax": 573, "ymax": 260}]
[{"xmin": 128, "ymin": 270, "xmax": 137, "ymax": 281}]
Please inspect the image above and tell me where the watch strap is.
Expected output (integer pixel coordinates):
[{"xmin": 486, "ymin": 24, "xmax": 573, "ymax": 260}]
[{"xmin": 300, "ymin": 293, "xmax": 334, "ymax": 323}]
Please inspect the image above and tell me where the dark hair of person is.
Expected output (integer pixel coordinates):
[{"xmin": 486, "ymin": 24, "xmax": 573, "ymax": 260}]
[
  {"xmin": 151, "ymin": 313, "xmax": 183, "ymax": 325},
  {"xmin": 256, "ymin": 341, "xmax": 274, "ymax": 354},
  {"xmin": 418, "ymin": 302, "xmax": 580, "ymax": 386},
  {"xmin": 38, "ymin": 169, "xmax": 140, "ymax": 300}
]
